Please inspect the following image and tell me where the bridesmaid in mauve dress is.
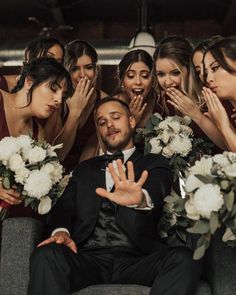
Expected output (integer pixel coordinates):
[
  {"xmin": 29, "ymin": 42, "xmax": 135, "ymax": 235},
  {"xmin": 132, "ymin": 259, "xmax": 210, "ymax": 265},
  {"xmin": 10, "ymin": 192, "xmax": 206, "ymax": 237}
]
[{"xmin": 0, "ymin": 57, "xmax": 73, "ymax": 220}]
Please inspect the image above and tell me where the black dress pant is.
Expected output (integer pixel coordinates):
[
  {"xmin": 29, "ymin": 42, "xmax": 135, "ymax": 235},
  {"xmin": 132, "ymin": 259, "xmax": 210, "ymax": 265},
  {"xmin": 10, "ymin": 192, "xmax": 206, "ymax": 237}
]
[{"xmin": 28, "ymin": 244, "xmax": 202, "ymax": 295}]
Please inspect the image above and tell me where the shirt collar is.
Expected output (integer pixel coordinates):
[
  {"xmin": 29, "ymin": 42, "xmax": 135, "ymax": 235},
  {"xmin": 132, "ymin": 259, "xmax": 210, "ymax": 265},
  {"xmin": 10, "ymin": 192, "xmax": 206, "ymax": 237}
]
[{"xmin": 107, "ymin": 147, "xmax": 136, "ymax": 163}]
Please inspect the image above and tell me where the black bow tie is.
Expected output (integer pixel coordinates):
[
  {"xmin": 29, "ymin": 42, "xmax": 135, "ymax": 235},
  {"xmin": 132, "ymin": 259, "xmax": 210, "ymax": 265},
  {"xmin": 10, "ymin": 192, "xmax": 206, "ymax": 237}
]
[{"xmin": 103, "ymin": 150, "xmax": 124, "ymax": 167}]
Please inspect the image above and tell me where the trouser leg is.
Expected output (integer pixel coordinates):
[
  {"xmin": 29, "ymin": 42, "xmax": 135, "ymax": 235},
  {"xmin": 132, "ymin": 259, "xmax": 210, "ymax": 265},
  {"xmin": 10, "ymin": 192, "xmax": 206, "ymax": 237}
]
[
  {"xmin": 28, "ymin": 244, "xmax": 112, "ymax": 295},
  {"xmin": 112, "ymin": 246, "xmax": 202, "ymax": 295}
]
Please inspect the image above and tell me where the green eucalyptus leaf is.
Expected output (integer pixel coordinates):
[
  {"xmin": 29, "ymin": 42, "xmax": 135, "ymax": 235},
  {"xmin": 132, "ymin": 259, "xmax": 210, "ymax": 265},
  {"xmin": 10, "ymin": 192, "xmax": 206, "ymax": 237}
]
[
  {"xmin": 164, "ymin": 195, "xmax": 180, "ymax": 203},
  {"xmin": 24, "ymin": 197, "xmax": 35, "ymax": 207},
  {"xmin": 230, "ymin": 204, "xmax": 236, "ymax": 217},
  {"xmin": 144, "ymin": 142, "xmax": 152, "ymax": 155},
  {"xmin": 221, "ymin": 180, "xmax": 229, "ymax": 190},
  {"xmin": 196, "ymin": 235, "xmax": 207, "ymax": 248},
  {"xmin": 187, "ymin": 220, "xmax": 210, "ymax": 234},
  {"xmin": 2, "ymin": 176, "xmax": 11, "ymax": 189},
  {"xmin": 173, "ymin": 197, "xmax": 185, "ymax": 212},
  {"xmin": 209, "ymin": 212, "xmax": 219, "ymax": 234},
  {"xmin": 150, "ymin": 114, "xmax": 161, "ymax": 125},
  {"xmin": 193, "ymin": 244, "xmax": 206, "ymax": 260},
  {"xmin": 224, "ymin": 191, "xmax": 234, "ymax": 212},
  {"xmin": 146, "ymin": 119, "xmax": 155, "ymax": 130},
  {"xmin": 143, "ymin": 128, "xmax": 153, "ymax": 135},
  {"xmin": 194, "ymin": 174, "xmax": 210, "ymax": 184}
]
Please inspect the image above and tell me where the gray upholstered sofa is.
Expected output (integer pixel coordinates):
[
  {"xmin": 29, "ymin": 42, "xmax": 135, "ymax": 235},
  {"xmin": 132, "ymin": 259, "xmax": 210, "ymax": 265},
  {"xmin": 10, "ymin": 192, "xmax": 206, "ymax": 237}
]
[{"xmin": 1, "ymin": 218, "xmax": 236, "ymax": 295}]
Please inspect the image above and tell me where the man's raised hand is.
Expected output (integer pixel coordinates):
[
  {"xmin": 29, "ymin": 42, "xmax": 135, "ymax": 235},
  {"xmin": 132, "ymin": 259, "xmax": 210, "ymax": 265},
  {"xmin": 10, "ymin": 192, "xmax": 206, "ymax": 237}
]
[{"xmin": 96, "ymin": 159, "xmax": 148, "ymax": 206}]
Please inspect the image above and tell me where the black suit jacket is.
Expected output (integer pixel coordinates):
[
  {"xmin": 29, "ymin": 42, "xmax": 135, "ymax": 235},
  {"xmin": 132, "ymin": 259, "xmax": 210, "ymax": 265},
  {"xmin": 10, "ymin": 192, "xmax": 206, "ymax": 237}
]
[{"xmin": 48, "ymin": 150, "xmax": 173, "ymax": 254}]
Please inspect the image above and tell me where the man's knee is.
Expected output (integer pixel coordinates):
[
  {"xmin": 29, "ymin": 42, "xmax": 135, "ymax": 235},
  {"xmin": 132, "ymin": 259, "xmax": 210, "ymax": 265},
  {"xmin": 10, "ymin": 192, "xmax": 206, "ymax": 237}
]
[
  {"xmin": 166, "ymin": 246, "xmax": 202, "ymax": 276},
  {"xmin": 30, "ymin": 243, "xmax": 66, "ymax": 268}
]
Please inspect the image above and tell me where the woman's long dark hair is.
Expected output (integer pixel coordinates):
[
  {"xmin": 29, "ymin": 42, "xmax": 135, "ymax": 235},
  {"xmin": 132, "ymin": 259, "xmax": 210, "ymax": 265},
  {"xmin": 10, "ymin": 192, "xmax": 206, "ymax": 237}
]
[
  {"xmin": 189, "ymin": 35, "xmax": 223, "ymax": 105},
  {"xmin": 116, "ymin": 49, "xmax": 153, "ymax": 96},
  {"xmin": 12, "ymin": 57, "xmax": 73, "ymax": 106},
  {"xmin": 24, "ymin": 36, "xmax": 65, "ymax": 62},
  {"xmin": 203, "ymin": 36, "xmax": 236, "ymax": 81},
  {"xmin": 64, "ymin": 39, "xmax": 98, "ymax": 72},
  {"xmin": 153, "ymin": 35, "xmax": 193, "ymax": 114}
]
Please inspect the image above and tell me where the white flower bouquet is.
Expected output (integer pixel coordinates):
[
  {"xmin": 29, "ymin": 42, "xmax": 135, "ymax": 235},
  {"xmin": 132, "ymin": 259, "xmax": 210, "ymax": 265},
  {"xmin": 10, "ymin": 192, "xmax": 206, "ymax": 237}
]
[
  {"xmin": 135, "ymin": 113, "xmax": 213, "ymax": 181},
  {"xmin": 0, "ymin": 135, "xmax": 71, "ymax": 221},
  {"xmin": 160, "ymin": 152, "xmax": 236, "ymax": 259}
]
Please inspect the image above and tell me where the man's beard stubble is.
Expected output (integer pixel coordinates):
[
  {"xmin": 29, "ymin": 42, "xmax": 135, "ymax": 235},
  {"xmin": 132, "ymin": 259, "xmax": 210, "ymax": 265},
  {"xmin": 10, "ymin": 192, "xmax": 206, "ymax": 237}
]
[{"xmin": 101, "ymin": 128, "xmax": 133, "ymax": 152}]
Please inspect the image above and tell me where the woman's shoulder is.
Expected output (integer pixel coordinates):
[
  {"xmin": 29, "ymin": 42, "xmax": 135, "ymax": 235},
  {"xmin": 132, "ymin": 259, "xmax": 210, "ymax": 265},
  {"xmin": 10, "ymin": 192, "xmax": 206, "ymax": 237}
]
[
  {"xmin": 4, "ymin": 75, "xmax": 18, "ymax": 92},
  {"xmin": 0, "ymin": 88, "xmax": 12, "ymax": 103}
]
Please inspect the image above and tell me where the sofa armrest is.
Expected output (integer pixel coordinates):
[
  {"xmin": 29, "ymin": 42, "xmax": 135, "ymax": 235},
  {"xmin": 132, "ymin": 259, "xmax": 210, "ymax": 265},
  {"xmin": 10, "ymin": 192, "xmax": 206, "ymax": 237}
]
[
  {"xmin": 204, "ymin": 227, "xmax": 236, "ymax": 295},
  {"xmin": 0, "ymin": 217, "xmax": 44, "ymax": 295}
]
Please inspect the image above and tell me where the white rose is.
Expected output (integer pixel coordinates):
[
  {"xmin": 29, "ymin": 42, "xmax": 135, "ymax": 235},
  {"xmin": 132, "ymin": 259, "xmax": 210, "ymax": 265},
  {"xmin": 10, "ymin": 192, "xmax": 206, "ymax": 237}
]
[
  {"xmin": 224, "ymin": 163, "xmax": 236, "ymax": 177},
  {"xmin": 191, "ymin": 184, "xmax": 224, "ymax": 219},
  {"xmin": 38, "ymin": 196, "xmax": 52, "ymax": 214},
  {"xmin": 185, "ymin": 198, "xmax": 200, "ymax": 220},
  {"xmin": 168, "ymin": 121, "xmax": 181, "ymax": 133},
  {"xmin": 226, "ymin": 152, "xmax": 236, "ymax": 162},
  {"xmin": 160, "ymin": 130, "xmax": 170, "ymax": 144},
  {"xmin": 0, "ymin": 136, "xmax": 20, "ymax": 161},
  {"xmin": 24, "ymin": 170, "xmax": 52, "ymax": 199},
  {"xmin": 149, "ymin": 138, "xmax": 162, "ymax": 154},
  {"xmin": 213, "ymin": 154, "xmax": 230, "ymax": 168},
  {"xmin": 28, "ymin": 146, "xmax": 47, "ymax": 164},
  {"xmin": 185, "ymin": 174, "xmax": 205, "ymax": 193},
  {"xmin": 162, "ymin": 145, "xmax": 174, "ymax": 158},
  {"xmin": 169, "ymin": 135, "xmax": 192, "ymax": 157},
  {"xmin": 158, "ymin": 120, "xmax": 169, "ymax": 130},
  {"xmin": 190, "ymin": 157, "xmax": 213, "ymax": 175},
  {"xmin": 16, "ymin": 135, "xmax": 33, "ymax": 150},
  {"xmin": 14, "ymin": 167, "xmax": 30, "ymax": 184},
  {"xmin": 41, "ymin": 163, "xmax": 55, "ymax": 174},
  {"xmin": 9, "ymin": 154, "xmax": 24, "ymax": 171},
  {"xmin": 181, "ymin": 125, "xmax": 193, "ymax": 136},
  {"xmin": 50, "ymin": 162, "xmax": 63, "ymax": 184}
]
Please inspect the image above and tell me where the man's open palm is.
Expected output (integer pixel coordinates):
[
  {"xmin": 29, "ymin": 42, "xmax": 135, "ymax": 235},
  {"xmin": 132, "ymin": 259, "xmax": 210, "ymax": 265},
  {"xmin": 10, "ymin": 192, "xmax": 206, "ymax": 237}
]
[{"xmin": 96, "ymin": 159, "xmax": 148, "ymax": 206}]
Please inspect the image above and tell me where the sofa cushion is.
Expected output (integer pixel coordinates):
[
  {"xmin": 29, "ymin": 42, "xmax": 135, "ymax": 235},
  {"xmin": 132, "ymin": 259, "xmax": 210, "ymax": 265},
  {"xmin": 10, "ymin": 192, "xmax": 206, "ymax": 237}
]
[
  {"xmin": 74, "ymin": 280, "xmax": 211, "ymax": 295},
  {"xmin": 0, "ymin": 217, "xmax": 44, "ymax": 295},
  {"xmin": 74, "ymin": 285, "xmax": 150, "ymax": 295}
]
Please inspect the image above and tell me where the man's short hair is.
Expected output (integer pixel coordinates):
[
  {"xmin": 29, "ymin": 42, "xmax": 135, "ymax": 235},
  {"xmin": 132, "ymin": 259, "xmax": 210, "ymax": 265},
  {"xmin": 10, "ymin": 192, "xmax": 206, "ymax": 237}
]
[{"xmin": 94, "ymin": 96, "xmax": 131, "ymax": 116}]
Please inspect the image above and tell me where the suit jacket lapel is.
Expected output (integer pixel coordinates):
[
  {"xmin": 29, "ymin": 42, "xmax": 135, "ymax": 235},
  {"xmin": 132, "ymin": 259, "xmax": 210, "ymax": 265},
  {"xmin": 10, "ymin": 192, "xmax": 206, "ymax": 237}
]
[
  {"xmin": 91, "ymin": 157, "xmax": 106, "ymax": 209},
  {"xmin": 126, "ymin": 149, "xmax": 142, "ymax": 166}
]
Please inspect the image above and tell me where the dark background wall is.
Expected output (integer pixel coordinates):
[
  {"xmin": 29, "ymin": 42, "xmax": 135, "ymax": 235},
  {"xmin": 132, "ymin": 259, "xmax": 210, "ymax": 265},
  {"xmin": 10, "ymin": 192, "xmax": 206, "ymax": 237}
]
[
  {"xmin": 1, "ymin": 0, "xmax": 235, "ymax": 51},
  {"xmin": 1, "ymin": 0, "xmax": 236, "ymax": 94}
]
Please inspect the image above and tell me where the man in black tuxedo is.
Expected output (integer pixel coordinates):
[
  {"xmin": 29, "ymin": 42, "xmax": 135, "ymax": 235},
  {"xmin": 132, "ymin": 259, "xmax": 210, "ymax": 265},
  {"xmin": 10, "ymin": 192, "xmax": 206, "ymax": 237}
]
[{"xmin": 28, "ymin": 97, "xmax": 202, "ymax": 295}]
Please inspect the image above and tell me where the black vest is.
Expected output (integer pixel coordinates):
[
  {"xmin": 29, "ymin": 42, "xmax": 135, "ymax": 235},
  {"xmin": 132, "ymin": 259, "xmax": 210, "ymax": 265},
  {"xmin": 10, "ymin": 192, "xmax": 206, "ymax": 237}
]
[{"xmin": 81, "ymin": 198, "xmax": 134, "ymax": 249}]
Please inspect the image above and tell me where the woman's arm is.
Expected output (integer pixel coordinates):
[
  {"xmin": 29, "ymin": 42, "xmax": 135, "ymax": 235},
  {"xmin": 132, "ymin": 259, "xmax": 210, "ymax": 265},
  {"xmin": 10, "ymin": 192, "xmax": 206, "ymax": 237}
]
[
  {"xmin": 53, "ymin": 77, "xmax": 94, "ymax": 160},
  {"xmin": 166, "ymin": 87, "xmax": 227, "ymax": 150},
  {"xmin": 202, "ymin": 87, "xmax": 236, "ymax": 152}
]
